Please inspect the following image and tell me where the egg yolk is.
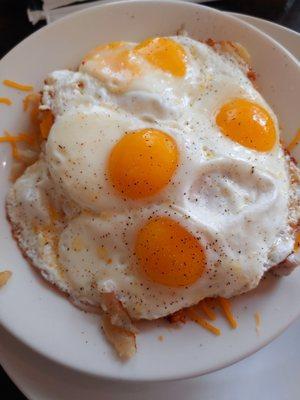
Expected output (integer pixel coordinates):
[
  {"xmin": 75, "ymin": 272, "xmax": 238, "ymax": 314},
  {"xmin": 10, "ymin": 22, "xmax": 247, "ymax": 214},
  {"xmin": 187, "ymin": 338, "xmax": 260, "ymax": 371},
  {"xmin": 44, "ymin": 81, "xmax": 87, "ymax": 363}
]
[
  {"xmin": 134, "ymin": 37, "xmax": 186, "ymax": 77},
  {"xmin": 135, "ymin": 217, "xmax": 206, "ymax": 287},
  {"xmin": 81, "ymin": 41, "xmax": 139, "ymax": 87},
  {"xmin": 216, "ymin": 98, "xmax": 276, "ymax": 152},
  {"xmin": 108, "ymin": 128, "xmax": 178, "ymax": 199}
]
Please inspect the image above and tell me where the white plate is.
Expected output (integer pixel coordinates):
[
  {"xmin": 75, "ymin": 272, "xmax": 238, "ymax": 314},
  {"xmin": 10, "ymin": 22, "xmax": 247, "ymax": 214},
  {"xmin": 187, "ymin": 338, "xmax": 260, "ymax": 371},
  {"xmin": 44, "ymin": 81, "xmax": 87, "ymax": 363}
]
[
  {"xmin": 234, "ymin": 12, "xmax": 300, "ymax": 59},
  {"xmin": 0, "ymin": 0, "xmax": 300, "ymax": 382}
]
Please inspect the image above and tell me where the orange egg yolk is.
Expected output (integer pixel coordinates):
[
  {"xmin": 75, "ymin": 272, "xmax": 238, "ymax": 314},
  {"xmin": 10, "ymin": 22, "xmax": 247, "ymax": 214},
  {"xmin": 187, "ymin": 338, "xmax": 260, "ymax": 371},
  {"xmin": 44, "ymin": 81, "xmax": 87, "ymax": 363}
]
[
  {"xmin": 81, "ymin": 41, "xmax": 139, "ymax": 87},
  {"xmin": 134, "ymin": 37, "xmax": 186, "ymax": 77},
  {"xmin": 135, "ymin": 217, "xmax": 206, "ymax": 287},
  {"xmin": 108, "ymin": 128, "xmax": 178, "ymax": 199},
  {"xmin": 216, "ymin": 98, "xmax": 276, "ymax": 152}
]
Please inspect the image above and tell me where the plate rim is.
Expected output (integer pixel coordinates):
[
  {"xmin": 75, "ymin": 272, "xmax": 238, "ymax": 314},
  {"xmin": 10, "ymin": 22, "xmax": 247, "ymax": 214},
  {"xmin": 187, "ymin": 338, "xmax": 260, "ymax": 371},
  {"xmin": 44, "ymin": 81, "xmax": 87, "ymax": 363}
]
[{"xmin": 0, "ymin": 0, "xmax": 300, "ymax": 382}]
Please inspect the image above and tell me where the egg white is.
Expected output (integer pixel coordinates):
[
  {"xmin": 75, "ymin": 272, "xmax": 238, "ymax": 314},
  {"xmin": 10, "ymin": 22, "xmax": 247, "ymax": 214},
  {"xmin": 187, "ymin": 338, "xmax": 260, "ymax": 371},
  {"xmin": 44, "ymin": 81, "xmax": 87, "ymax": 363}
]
[{"xmin": 7, "ymin": 36, "xmax": 298, "ymax": 320}]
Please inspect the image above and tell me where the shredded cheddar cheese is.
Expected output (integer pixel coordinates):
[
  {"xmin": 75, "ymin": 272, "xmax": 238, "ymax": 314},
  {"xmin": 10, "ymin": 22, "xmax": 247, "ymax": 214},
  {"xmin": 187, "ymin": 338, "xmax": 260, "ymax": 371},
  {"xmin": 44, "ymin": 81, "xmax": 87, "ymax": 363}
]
[
  {"xmin": 0, "ymin": 131, "xmax": 35, "ymax": 144},
  {"xmin": 23, "ymin": 94, "xmax": 53, "ymax": 140},
  {"xmin": 186, "ymin": 307, "xmax": 221, "ymax": 336},
  {"xmin": 3, "ymin": 79, "xmax": 33, "ymax": 92},
  {"xmin": 0, "ymin": 92, "xmax": 52, "ymax": 174},
  {"xmin": 286, "ymin": 129, "xmax": 300, "ymax": 152},
  {"xmin": 23, "ymin": 93, "xmax": 42, "ymax": 129},
  {"xmin": 0, "ymin": 130, "xmax": 38, "ymax": 161},
  {"xmin": 11, "ymin": 141, "xmax": 20, "ymax": 160},
  {"xmin": 0, "ymin": 132, "xmax": 20, "ymax": 160},
  {"xmin": 0, "ymin": 97, "xmax": 12, "ymax": 105},
  {"xmin": 23, "ymin": 92, "xmax": 40, "ymax": 111},
  {"xmin": 294, "ymin": 232, "xmax": 300, "ymax": 251},
  {"xmin": 40, "ymin": 110, "xmax": 54, "ymax": 139},
  {"xmin": 254, "ymin": 312, "xmax": 261, "ymax": 334},
  {"xmin": 199, "ymin": 299, "xmax": 216, "ymax": 320},
  {"xmin": 218, "ymin": 297, "xmax": 238, "ymax": 329},
  {"xmin": 0, "ymin": 270, "xmax": 12, "ymax": 288},
  {"xmin": 167, "ymin": 309, "xmax": 186, "ymax": 324}
]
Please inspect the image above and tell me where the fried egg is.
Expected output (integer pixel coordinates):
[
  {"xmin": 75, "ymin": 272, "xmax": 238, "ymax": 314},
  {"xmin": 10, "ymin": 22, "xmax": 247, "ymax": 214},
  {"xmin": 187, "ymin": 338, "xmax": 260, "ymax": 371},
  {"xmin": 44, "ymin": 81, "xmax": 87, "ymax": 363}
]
[{"xmin": 7, "ymin": 36, "xmax": 300, "ymax": 323}]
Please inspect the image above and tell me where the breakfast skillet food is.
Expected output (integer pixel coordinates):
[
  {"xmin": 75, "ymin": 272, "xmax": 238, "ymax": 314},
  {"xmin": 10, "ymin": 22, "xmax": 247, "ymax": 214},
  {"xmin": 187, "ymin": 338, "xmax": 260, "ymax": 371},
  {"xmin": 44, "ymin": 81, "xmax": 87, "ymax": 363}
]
[{"xmin": 2, "ymin": 36, "xmax": 300, "ymax": 359}]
